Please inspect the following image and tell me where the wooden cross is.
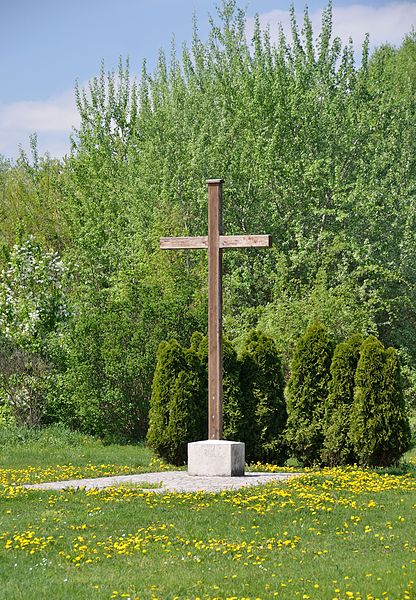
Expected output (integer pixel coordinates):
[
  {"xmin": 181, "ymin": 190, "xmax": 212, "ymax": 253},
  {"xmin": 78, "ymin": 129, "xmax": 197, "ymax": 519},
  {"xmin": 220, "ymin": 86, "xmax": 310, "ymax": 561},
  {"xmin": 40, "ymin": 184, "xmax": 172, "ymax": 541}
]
[{"xmin": 160, "ymin": 179, "xmax": 272, "ymax": 440}]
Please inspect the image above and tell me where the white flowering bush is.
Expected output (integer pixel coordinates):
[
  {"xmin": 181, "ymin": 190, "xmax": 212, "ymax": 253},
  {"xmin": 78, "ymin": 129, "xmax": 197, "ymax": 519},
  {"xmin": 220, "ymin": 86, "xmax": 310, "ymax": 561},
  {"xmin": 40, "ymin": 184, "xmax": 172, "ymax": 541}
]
[
  {"xmin": 0, "ymin": 237, "xmax": 68, "ymax": 351},
  {"xmin": 0, "ymin": 238, "xmax": 69, "ymax": 426}
]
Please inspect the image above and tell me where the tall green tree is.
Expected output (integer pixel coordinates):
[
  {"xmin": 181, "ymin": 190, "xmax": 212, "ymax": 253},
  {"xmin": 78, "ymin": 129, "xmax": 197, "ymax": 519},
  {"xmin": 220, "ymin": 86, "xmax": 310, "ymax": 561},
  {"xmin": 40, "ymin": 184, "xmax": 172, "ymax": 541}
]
[
  {"xmin": 147, "ymin": 340, "xmax": 188, "ymax": 459},
  {"xmin": 240, "ymin": 330, "xmax": 287, "ymax": 464},
  {"xmin": 351, "ymin": 337, "xmax": 411, "ymax": 466},
  {"xmin": 0, "ymin": 238, "xmax": 68, "ymax": 426},
  {"xmin": 321, "ymin": 333, "xmax": 363, "ymax": 466},
  {"xmin": 285, "ymin": 322, "xmax": 334, "ymax": 465}
]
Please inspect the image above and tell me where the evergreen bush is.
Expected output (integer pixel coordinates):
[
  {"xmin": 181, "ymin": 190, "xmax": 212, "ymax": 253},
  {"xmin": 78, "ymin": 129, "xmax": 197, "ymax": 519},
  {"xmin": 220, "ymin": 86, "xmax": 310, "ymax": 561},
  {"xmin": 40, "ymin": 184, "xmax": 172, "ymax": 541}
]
[
  {"xmin": 285, "ymin": 322, "xmax": 334, "ymax": 466},
  {"xmin": 240, "ymin": 330, "xmax": 287, "ymax": 464},
  {"xmin": 222, "ymin": 339, "xmax": 245, "ymax": 444},
  {"xmin": 350, "ymin": 337, "xmax": 411, "ymax": 466},
  {"xmin": 152, "ymin": 332, "xmax": 287, "ymax": 464},
  {"xmin": 321, "ymin": 333, "xmax": 364, "ymax": 466},
  {"xmin": 147, "ymin": 340, "xmax": 186, "ymax": 460},
  {"xmin": 382, "ymin": 347, "xmax": 412, "ymax": 462},
  {"xmin": 147, "ymin": 339, "xmax": 205, "ymax": 465},
  {"xmin": 165, "ymin": 367, "xmax": 203, "ymax": 465},
  {"xmin": 195, "ymin": 334, "xmax": 244, "ymax": 444}
]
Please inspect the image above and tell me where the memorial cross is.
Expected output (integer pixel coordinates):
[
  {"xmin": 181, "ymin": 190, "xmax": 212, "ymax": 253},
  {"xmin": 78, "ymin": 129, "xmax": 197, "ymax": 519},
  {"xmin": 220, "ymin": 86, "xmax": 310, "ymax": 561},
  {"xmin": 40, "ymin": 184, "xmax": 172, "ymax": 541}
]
[{"xmin": 160, "ymin": 179, "xmax": 272, "ymax": 440}]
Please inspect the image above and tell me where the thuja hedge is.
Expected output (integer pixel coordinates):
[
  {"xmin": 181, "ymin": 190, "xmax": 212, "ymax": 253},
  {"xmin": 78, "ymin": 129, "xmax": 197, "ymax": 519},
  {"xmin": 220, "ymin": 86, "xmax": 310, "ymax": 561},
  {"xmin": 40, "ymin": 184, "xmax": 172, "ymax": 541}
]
[
  {"xmin": 351, "ymin": 337, "xmax": 411, "ymax": 466},
  {"xmin": 286, "ymin": 324, "xmax": 411, "ymax": 467},
  {"xmin": 321, "ymin": 333, "xmax": 364, "ymax": 466},
  {"xmin": 147, "ymin": 323, "xmax": 411, "ymax": 467},
  {"xmin": 146, "ymin": 340, "xmax": 205, "ymax": 464},
  {"xmin": 147, "ymin": 330, "xmax": 287, "ymax": 466},
  {"xmin": 285, "ymin": 322, "xmax": 334, "ymax": 466}
]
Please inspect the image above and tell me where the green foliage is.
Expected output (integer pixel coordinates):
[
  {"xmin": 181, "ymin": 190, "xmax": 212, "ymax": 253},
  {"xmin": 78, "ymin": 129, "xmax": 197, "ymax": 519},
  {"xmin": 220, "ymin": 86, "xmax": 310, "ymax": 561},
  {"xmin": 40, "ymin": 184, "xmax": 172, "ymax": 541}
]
[
  {"xmin": 147, "ymin": 340, "xmax": 187, "ymax": 459},
  {"xmin": 149, "ymin": 330, "xmax": 287, "ymax": 465},
  {"xmin": 351, "ymin": 337, "xmax": 411, "ymax": 466},
  {"xmin": 50, "ymin": 258, "xmax": 200, "ymax": 442},
  {"xmin": 382, "ymin": 348, "xmax": 412, "ymax": 459},
  {"xmin": 193, "ymin": 333, "xmax": 244, "ymax": 444},
  {"xmin": 195, "ymin": 333, "xmax": 281, "ymax": 461},
  {"xmin": 165, "ymin": 366, "xmax": 203, "ymax": 465},
  {"xmin": 222, "ymin": 338, "xmax": 245, "ymax": 443},
  {"xmin": 0, "ymin": 143, "xmax": 67, "ymax": 253},
  {"xmin": 240, "ymin": 330, "xmax": 287, "ymax": 464},
  {"xmin": 147, "ymin": 339, "xmax": 204, "ymax": 465},
  {"xmin": 321, "ymin": 333, "xmax": 364, "ymax": 466},
  {"xmin": 409, "ymin": 409, "xmax": 416, "ymax": 448},
  {"xmin": 255, "ymin": 272, "xmax": 377, "ymax": 375},
  {"xmin": 0, "ymin": 237, "xmax": 68, "ymax": 351},
  {"xmin": 285, "ymin": 322, "xmax": 334, "ymax": 466}
]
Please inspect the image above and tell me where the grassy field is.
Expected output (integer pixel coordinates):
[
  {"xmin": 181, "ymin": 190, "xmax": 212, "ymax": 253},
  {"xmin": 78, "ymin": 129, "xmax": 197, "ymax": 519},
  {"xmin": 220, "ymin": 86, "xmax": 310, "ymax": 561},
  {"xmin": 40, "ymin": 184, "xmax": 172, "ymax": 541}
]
[
  {"xmin": 0, "ymin": 426, "xmax": 415, "ymax": 600},
  {"xmin": 0, "ymin": 425, "xmax": 156, "ymax": 471}
]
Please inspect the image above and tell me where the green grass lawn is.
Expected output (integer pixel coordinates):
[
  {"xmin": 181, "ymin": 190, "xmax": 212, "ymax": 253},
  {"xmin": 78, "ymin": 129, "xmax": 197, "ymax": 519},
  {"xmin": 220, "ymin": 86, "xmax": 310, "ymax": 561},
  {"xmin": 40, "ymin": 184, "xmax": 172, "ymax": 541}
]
[
  {"xmin": 0, "ymin": 426, "xmax": 415, "ymax": 600},
  {"xmin": 0, "ymin": 424, "xmax": 155, "ymax": 472}
]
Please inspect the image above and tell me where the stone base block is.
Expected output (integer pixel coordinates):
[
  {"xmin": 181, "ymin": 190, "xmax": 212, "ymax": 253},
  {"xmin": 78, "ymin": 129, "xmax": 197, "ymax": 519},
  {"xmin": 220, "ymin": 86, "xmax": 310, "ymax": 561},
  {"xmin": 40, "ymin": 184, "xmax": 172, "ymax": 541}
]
[{"xmin": 188, "ymin": 440, "xmax": 245, "ymax": 477}]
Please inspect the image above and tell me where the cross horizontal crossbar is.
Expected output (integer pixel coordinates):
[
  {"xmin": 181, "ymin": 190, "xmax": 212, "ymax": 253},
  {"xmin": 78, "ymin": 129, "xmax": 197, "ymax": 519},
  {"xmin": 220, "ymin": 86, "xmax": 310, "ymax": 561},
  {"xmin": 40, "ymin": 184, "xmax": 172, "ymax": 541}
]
[{"xmin": 160, "ymin": 234, "xmax": 272, "ymax": 250}]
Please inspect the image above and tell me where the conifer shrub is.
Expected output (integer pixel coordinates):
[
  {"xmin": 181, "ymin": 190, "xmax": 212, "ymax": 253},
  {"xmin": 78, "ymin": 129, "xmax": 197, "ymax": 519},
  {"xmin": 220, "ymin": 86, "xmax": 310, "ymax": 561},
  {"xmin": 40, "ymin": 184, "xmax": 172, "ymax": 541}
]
[
  {"xmin": 195, "ymin": 334, "xmax": 245, "ymax": 444},
  {"xmin": 321, "ymin": 333, "xmax": 364, "ymax": 466},
  {"xmin": 164, "ymin": 366, "xmax": 204, "ymax": 465},
  {"xmin": 350, "ymin": 337, "xmax": 411, "ymax": 466},
  {"xmin": 147, "ymin": 339, "xmax": 205, "ymax": 464},
  {"xmin": 285, "ymin": 322, "xmax": 334, "ymax": 466},
  {"xmin": 240, "ymin": 330, "xmax": 287, "ymax": 464},
  {"xmin": 190, "ymin": 331, "xmax": 204, "ymax": 354},
  {"xmin": 147, "ymin": 340, "xmax": 185, "ymax": 459},
  {"xmin": 382, "ymin": 347, "xmax": 412, "ymax": 462},
  {"xmin": 222, "ymin": 338, "xmax": 245, "ymax": 444}
]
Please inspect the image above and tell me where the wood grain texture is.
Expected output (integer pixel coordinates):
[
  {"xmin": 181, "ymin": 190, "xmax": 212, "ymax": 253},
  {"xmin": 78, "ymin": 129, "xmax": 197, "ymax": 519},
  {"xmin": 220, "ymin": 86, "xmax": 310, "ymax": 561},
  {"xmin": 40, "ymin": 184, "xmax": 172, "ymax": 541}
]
[
  {"xmin": 208, "ymin": 180, "xmax": 223, "ymax": 440},
  {"xmin": 160, "ymin": 236, "xmax": 208, "ymax": 249},
  {"xmin": 219, "ymin": 234, "xmax": 272, "ymax": 248},
  {"xmin": 160, "ymin": 234, "xmax": 272, "ymax": 250}
]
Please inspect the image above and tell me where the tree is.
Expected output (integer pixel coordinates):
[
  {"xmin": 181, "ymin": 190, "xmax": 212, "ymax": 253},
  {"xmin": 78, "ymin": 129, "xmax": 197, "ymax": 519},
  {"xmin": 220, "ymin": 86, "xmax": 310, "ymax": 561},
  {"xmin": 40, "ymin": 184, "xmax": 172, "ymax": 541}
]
[
  {"xmin": 147, "ymin": 340, "xmax": 187, "ymax": 459},
  {"xmin": 285, "ymin": 322, "xmax": 334, "ymax": 465},
  {"xmin": 194, "ymin": 333, "xmax": 245, "ymax": 444},
  {"xmin": 165, "ymin": 353, "xmax": 205, "ymax": 465},
  {"xmin": 0, "ymin": 238, "xmax": 68, "ymax": 426},
  {"xmin": 147, "ymin": 339, "xmax": 205, "ymax": 464},
  {"xmin": 0, "ymin": 237, "xmax": 68, "ymax": 351},
  {"xmin": 240, "ymin": 330, "xmax": 287, "ymax": 464},
  {"xmin": 321, "ymin": 333, "xmax": 363, "ymax": 466},
  {"xmin": 0, "ymin": 143, "xmax": 67, "ymax": 254},
  {"xmin": 351, "ymin": 337, "xmax": 411, "ymax": 466}
]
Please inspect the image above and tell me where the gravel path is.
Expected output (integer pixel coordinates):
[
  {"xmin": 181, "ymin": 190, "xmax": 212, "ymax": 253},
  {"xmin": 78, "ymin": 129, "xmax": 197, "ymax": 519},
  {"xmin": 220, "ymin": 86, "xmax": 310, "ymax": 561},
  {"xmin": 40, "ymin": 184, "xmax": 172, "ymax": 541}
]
[{"xmin": 23, "ymin": 471, "xmax": 299, "ymax": 493}]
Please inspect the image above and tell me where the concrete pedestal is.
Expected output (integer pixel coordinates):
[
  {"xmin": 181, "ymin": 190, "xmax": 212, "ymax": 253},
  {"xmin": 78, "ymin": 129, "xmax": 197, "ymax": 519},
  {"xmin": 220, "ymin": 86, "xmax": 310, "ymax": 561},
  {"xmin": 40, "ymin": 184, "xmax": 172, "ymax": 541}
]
[{"xmin": 188, "ymin": 440, "xmax": 245, "ymax": 477}]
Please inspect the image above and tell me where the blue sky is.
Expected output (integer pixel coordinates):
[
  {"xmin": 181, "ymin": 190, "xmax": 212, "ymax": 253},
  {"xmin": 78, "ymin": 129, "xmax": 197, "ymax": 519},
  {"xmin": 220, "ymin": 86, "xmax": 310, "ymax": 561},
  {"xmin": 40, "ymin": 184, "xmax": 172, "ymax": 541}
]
[{"xmin": 1, "ymin": 0, "xmax": 415, "ymax": 160}]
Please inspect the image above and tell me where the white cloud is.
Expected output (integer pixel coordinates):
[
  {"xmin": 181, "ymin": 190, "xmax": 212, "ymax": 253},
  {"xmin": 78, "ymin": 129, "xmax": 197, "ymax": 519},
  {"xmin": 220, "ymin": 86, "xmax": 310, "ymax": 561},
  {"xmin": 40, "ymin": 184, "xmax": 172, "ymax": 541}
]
[
  {"xmin": 0, "ymin": 88, "xmax": 80, "ymax": 159},
  {"xmin": 332, "ymin": 3, "xmax": 416, "ymax": 47},
  {"xmin": 247, "ymin": 2, "xmax": 416, "ymax": 51}
]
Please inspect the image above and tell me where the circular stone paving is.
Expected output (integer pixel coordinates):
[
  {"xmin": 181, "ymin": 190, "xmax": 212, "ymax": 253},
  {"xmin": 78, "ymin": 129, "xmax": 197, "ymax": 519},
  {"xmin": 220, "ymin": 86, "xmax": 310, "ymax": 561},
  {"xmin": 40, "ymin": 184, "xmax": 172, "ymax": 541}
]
[{"xmin": 23, "ymin": 471, "xmax": 299, "ymax": 493}]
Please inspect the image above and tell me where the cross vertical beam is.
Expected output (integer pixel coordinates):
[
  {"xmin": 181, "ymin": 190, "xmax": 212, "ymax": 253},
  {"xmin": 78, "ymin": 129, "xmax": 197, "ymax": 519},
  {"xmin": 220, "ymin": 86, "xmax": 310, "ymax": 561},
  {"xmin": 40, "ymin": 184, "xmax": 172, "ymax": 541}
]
[{"xmin": 207, "ymin": 179, "xmax": 224, "ymax": 440}]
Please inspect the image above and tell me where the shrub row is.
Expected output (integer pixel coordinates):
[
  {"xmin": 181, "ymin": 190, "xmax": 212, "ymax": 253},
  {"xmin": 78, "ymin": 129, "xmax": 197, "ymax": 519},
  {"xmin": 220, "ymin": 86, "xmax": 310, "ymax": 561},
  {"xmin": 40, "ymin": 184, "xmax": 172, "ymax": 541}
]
[
  {"xmin": 147, "ymin": 331, "xmax": 287, "ymax": 466},
  {"xmin": 286, "ymin": 323, "xmax": 411, "ymax": 467},
  {"xmin": 148, "ymin": 323, "xmax": 411, "ymax": 467}
]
